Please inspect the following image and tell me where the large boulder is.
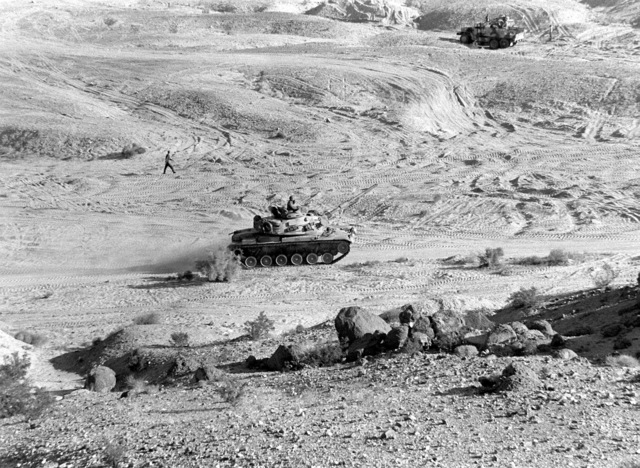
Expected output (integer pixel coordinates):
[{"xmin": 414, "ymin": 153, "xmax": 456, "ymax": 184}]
[
  {"xmin": 85, "ymin": 366, "xmax": 116, "ymax": 393},
  {"xmin": 266, "ymin": 345, "xmax": 304, "ymax": 372},
  {"xmin": 411, "ymin": 331, "xmax": 432, "ymax": 349},
  {"xmin": 413, "ymin": 316, "xmax": 435, "ymax": 339},
  {"xmin": 464, "ymin": 331, "xmax": 489, "ymax": 349},
  {"xmin": 528, "ymin": 320, "xmax": 555, "ymax": 337},
  {"xmin": 335, "ymin": 307, "xmax": 391, "ymax": 347},
  {"xmin": 454, "ymin": 345, "xmax": 478, "ymax": 358},
  {"xmin": 346, "ymin": 332, "xmax": 386, "ymax": 362},
  {"xmin": 509, "ymin": 321, "xmax": 529, "ymax": 336},
  {"xmin": 430, "ymin": 312, "xmax": 466, "ymax": 350},
  {"xmin": 385, "ymin": 325, "xmax": 409, "ymax": 350}
]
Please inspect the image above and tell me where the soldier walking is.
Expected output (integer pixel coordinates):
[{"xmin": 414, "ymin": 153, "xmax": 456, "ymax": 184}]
[{"xmin": 163, "ymin": 150, "xmax": 176, "ymax": 174}]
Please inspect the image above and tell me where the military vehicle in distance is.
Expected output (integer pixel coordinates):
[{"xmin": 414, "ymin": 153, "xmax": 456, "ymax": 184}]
[
  {"xmin": 457, "ymin": 15, "xmax": 525, "ymax": 49},
  {"xmin": 229, "ymin": 206, "xmax": 355, "ymax": 268}
]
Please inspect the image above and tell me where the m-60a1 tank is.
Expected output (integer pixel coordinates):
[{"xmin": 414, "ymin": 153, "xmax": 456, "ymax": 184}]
[{"xmin": 229, "ymin": 207, "xmax": 355, "ymax": 268}]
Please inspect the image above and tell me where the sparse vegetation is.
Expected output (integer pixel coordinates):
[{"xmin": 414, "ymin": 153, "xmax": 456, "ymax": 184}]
[
  {"xmin": 133, "ymin": 312, "xmax": 162, "ymax": 325},
  {"xmin": 195, "ymin": 246, "xmax": 240, "ymax": 282},
  {"xmin": 124, "ymin": 375, "xmax": 147, "ymax": 394},
  {"xmin": 170, "ymin": 332, "xmax": 190, "ymax": 347},
  {"xmin": 216, "ymin": 376, "xmax": 246, "ymax": 405},
  {"xmin": 478, "ymin": 247, "xmax": 504, "ymax": 269},
  {"xmin": 514, "ymin": 249, "xmax": 588, "ymax": 267},
  {"xmin": 0, "ymin": 353, "xmax": 53, "ymax": 420},
  {"xmin": 103, "ymin": 437, "xmax": 128, "ymax": 468},
  {"xmin": 244, "ymin": 311, "xmax": 275, "ymax": 340},
  {"xmin": 120, "ymin": 143, "xmax": 146, "ymax": 158},
  {"xmin": 300, "ymin": 340, "xmax": 343, "ymax": 367},
  {"xmin": 13, "ymin": 330, "xmax": 48, "ymax": 347},
  {"xmin": 103, "ymin": 17, "xmax": 117, "ymax": 27},
  {"xmin": 508, "ymin": 286, "xmax": 541, "ymax": 309},
  {"xmin": 590, "ymin": 262, "xmax": 619, "ymax": 288},
  {"xmin": 605, "ymin": 354, "xmax": 640, "ymax": 368}
]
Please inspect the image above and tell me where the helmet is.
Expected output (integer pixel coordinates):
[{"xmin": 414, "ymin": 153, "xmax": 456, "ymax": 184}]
[{"xmin": 289, "ymin": 195, "xmax": 295, "ymax": 200}]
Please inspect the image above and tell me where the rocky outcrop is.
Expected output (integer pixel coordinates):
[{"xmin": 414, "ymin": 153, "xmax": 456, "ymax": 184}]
[
  {"xmin": 335, "ymin": 306, "xmax": 391, "ymax": 347},
  {"xmin": 486, "ymin": 324, "xmax": 517, "ymax": 347},
  {"xmin": 85, "ymin": 366, "xmax": 116, "ymax": 393}
]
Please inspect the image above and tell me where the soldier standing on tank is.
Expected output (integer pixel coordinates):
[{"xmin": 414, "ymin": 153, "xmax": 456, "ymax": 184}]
[
  {"xmin": 163, "ymin": 151, "xmax": 176, "ymax": 174},
  {"xmin": 287, "ymin": 195, "xmax": 299, "ymax": 213}
]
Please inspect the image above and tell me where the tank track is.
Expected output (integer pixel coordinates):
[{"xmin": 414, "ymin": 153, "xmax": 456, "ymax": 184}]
[{"xmin": 232, "ymin": 239, "xmax": 351, "ymax": 268}]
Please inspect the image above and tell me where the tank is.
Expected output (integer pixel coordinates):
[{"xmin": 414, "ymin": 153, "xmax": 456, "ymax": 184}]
[
  {"xmin": 457, "ymin": 15, "xmax": 525, "ymax": 49},
  {"xmin": 228, "ymin": 207, "xmax": 356, "ymax": 268}
]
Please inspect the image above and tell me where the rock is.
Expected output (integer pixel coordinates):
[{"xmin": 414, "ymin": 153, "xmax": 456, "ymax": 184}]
[
  {"xmin": 521, "ymin": 329, "xmax": 546, "ymax": 341},
  {"xmin": 168, "ymin": 355, "xmax": 201, "ymax": 377},
  {"xmin": 479, "ymin": 361, "xmax": 542, "ymax": 393},
  {"xmin": 602, "ymin": 323, "xmax": 623, "ymax": 338},
  {"xmin": 410, "ymin": 332, "xmax": 432, "ymax": 349},
  {"xmin": 385, "ymin": 325, "xmax": 409, "ymax": 350},
  {"xmin": 430, "ymin": 311, "xmax": 466, "ymax": 350},
  {"xmin": 555, "ymin": 349, "xmax": 578, "ymax": 360},
  {"xmin": 623, "ymin": 314, "xmax": 640, "ymax": 328},
  {"xmin": 550, "ymin": 334, "xmax": 567, "ymax": 348},
  {"xmin": 346, "ymin": 332, "xmax": 386, "ymax": 362},
  {"xmin": 509, "ymin": 321, "xmax": 529, "ymax": 336},
  {"xmin": 335, "ymin": 306, "xmax": 391, "ymax": 347},
  {"xmin": 454, "ymin": 345, "xmax": 478, "ymax": 358},
  {"xmin": 413, "ymin": 316, "xmax": 435, "ymax": 339},
  {"xmin": 266, "ymin": 344, "xmax": 304, "ymax": 372},
  {"xmin": 85, "ymin": 366, "xmax": 116, "ymax": 393},
  {"xmin": 486, "ymin": 324, "xmax": 517, "ymax": 347},
  {"xmin": 193, "ymin": 365, "xmax": 222, "ymax": 382},
  {"xmin": 464, "ymin": 331, "xmax": 489, "ymax": 349},
  {"xmin": 399, "ymin": 304, "xmax": 417, "ymax": 325},
  {"xmin": 528, "ymin": 320, "xmax": 555, "ymax": 337}
]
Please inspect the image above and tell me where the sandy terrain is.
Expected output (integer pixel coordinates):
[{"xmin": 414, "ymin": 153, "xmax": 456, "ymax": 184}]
[{"xmin": 0, "ymin": 1, "xmax": 639, "ymax": 465}]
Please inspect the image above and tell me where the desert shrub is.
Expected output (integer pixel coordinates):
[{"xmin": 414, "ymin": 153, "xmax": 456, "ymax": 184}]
[
  {"xmin": 103, "ymin": 437, "xmax": 128, "ymax": 468},
  {"xmin": 124, "ymin": 375, "xmax": 147, "ymax": 394},
  {"xmin": 217, "ymin": 376, "xmax": 245, "ymax": 406},
  {"xmin": 195, "ymin": 246, "xmax": 239, "ymax": 282},
  {"xmin": 478, "ymin": 247, "xmax": 504, "ymax": 269},
  {"xmin": 170, "ymin": 332, "xmax": 190, "ymax": 347},
  {"xmin": 301, "ymin": 340, "xmax": 342, "ymax": 367},
  {"xmin": 168, "ymin": 20, "xmax": 179, "ymax": 34},
  {"xmin": 564, "ymin": 325, "xmax": 594, "ymax": 337},
  {"xmin": 590, "ymin": 262, "xmax": 619, "ymax": 288},
  {"xmin": 605, "ymin": 354, "xmax": 640, "ymax": 368},
  {"xmin": 393, "ymin": 257, "xmax": 410, "ymax": 263},
  {"xmin": 14, "ymin": 330, "xmax": 47, "ymax": 347},
  {"xmin": 547, "ymin": 249, "xmax": 569, "ymax": 266},
  {"xmin": 0, "ymin": 353, "xmax": 53, "ymax": 420},
  {"xmin": 133, "ymin": 312, "xmax": 162, "ymax": 325},
  {"xmin": 244, "ymin": 311, "xmax": 275, "ymax": 340},
  {"xmin": 103, "ymin": 17, "xmax": 117, "ymax": 27},
  {"xmin": 508, "ymin": 286, "xmax": 541, "ymax": 309},
  {"xmin": 120, "ymin": 143, "xmax": 145, "ymax": 158}
]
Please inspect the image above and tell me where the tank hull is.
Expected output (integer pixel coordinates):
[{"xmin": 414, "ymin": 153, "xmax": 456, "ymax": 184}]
[{"xmin": 228, "ymin": 211, "xmax": 354, "ymax": 267}]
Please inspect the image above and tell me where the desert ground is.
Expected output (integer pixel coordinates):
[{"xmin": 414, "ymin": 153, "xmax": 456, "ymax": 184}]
[{"xmin": 0, "ymin": 0, "xmax": 640, "ymax": 466}]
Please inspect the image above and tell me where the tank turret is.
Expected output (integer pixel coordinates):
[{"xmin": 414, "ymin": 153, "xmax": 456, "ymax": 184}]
[{"xmin": 229, "ymin": 207, "xmax": 355, "ymax": 268}]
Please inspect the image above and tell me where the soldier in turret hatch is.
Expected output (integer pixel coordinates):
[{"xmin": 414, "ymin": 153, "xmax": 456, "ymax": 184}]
[{"xmin": 287, "ymin": 195, "xmax": 299, "ymax": 214}]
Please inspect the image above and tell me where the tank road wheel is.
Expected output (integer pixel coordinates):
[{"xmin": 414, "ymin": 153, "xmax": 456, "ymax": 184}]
[
  {"xmin": 499, "ymin": 38, "xmax": 510, "ymax": 48},
  {"xmin": 321, "ymin": 252, "xmax": 334, "ymax": 264},
  {"xmin": 291, "ymin": 253, "xmax": 303, "ymax": 266},
  {"xmin": 260, "ymin": 255, "xmax": 273, "ymax": 267},
  {"xmin": 459, "ymin": 33, "xmax": 471, "ymax": 44},
  {"xmin": 275, "ymin": 254, "xmax": 288, "ymax": 266},
  {"xmin": 306, "ymin": 253, "xmax": 318, "ymax": 265},
  {"xmin": 244, "ymin": 256, "xmax": 257, "ymax": 268},
  {"xmin": 337, "ymin": 242, "xmax": 350, "ymax": 254},
  {"xmin": 489, "ymin": 38, "xmax": 499, "ymax": 50}
]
